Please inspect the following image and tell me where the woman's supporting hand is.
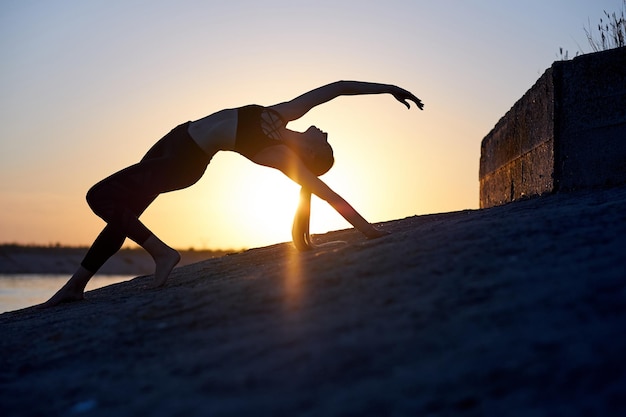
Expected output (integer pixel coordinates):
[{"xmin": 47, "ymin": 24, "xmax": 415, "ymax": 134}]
[{"xmin": 363, "ymin": 226, "xmax": 391, "ymax": 239}]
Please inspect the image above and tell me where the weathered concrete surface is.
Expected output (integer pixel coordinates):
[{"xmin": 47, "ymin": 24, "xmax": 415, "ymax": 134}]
[
  {"xmin": 2, "ymin": 184, "xmax": 626, "ymax": 417},
  {"xmin": 480, "ymin": 47, "xmax": 626, "ymax": 208},
  {"xmin": 479, "ymin": 68, "xmax": 555, "ymax": 208},
  {"xmin": 555, "ymin": 47, "xmax": 626, "ymax": 191}
]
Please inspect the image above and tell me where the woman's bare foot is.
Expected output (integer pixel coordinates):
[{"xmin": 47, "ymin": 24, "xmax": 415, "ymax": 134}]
[
  {"xmin": 39, "ymin": 286, "xmax": 85, "ymax": 308},
  {"xmin": 38, "ymin": 266, "xmax": 93, "ymax": 308},
  {"xmin": 150, "ymin": 247, "xmax": 180, "ymax": 288},
  {"xmin": 143, "ymin": 234, "xmax": 180, "ymax": 288}
]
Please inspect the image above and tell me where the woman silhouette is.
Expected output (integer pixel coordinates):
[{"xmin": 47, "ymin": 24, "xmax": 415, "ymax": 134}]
[{"xmin": 43, "ymin": 80, "xmax": 423, "ymax": 307}]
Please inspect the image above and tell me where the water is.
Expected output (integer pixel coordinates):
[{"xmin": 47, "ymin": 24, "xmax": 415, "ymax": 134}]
[{"xmin": 0, "ymin": 274, "xmax": 134, "ymax": 314}]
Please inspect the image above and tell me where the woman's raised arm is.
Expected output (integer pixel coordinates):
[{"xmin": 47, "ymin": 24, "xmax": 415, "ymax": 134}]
[{"xmin": 270, "ymin": 80, "xmax": 423, "ymax": 122}]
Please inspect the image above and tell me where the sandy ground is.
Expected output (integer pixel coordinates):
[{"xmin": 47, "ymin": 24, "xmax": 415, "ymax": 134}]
[{"xmin": 1, "ymin": 185, "xmax": 625, "ymax": 416}]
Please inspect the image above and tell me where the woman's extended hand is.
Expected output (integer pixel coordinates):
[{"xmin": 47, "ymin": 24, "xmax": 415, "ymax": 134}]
[{"xmin": 391, "ymin": 86, "xmax": 424, "ymax": 110}]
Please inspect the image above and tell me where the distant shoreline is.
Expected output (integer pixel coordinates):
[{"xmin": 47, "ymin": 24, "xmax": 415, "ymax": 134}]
[{"xmin": 0, "ymin": 245, "xmax": 238, "ymax": 275}]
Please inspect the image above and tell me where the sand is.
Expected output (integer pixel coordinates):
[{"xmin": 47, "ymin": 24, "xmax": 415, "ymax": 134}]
[{"xmin": 1, "ymin": 185, "xmax": 625, "ymax": 416}]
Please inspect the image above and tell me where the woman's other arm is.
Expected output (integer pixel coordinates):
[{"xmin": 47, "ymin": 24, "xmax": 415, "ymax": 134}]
[{"xmin": 253, "ymin": 147, "xmax": 385, "ymax": 238}]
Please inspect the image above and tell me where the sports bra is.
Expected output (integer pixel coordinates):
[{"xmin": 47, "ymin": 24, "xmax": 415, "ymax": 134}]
[{"xmin": 234, "ymin": 105, "xmax": 286, "ymax": 159}]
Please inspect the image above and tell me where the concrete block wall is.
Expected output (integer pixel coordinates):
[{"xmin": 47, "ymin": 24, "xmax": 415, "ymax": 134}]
[{"xmin": 479, "ymin": 47, "xmax": 626, "ymax": 208}]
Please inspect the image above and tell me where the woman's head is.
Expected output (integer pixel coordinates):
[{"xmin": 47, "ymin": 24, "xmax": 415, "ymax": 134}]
[{"xmin": 293, "ymin": 126, "xmax": 334, "ymax": 176}]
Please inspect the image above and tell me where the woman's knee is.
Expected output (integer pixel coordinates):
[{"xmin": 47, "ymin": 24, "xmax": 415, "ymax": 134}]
[
  {"xmin": 86, "ymin": 184, "xmax": 103, "ymax": 210},
  {"xmin": 86, "ymin": 182, "xmax": 117, "ymax": 218}
]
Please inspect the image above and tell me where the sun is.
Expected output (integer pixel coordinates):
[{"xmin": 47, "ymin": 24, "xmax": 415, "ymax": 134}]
[
  {"xmin": 228, "ymin": 167, "xmax": 351, "ymax": 248},
  {"xmin": 223, "ymin": 166, "xmax": 303, "ymax": 247}
]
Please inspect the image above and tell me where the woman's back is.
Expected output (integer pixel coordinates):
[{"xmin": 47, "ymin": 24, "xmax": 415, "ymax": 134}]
[{"xmin": 188, "ymin": 108, "xmax": 238, "ymax": 155}]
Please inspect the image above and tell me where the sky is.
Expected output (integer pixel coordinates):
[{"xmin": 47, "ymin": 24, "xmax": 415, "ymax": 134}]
[{"xmin": 1, "ymin": 0, "xmax": 621, "ymax": 250}]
